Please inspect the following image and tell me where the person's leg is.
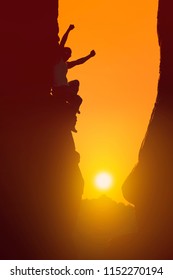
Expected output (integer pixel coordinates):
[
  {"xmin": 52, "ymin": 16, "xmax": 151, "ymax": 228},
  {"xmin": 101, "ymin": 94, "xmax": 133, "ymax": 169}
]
[
  {"xmin": 52, "ymin": 84, "xmax": 82, "ymax": 122},
  {"xmin": 52, "ymin": 86, "xmax": 81, "ymax": 132},
  {"xmin": 70, "ymin": 115, "xmax": 78, "ymax": 133},
  {"xmin": 70, "ymin": 95, "xmax": 83, "ymax": 114},
  {"xmin": 66, "ymin": 80, "xmax": 82, "ymax": 114}
]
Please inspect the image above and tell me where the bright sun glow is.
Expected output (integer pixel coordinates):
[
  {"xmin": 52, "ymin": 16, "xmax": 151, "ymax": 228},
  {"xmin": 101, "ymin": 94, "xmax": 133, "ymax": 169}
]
[{"xmin": 94, "ymin": 172, "xmax": 113, "ymax": 190}]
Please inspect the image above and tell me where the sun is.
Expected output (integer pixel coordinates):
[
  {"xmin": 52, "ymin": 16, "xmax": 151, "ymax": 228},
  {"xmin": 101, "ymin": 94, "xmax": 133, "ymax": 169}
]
[{"xmin": 94, "ymin": 172, "xmax": 113, "ymax": 190}]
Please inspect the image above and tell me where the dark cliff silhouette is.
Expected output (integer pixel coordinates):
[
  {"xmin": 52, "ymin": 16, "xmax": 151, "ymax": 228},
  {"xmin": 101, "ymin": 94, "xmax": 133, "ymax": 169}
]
[
  {"xmin": 0, "ymin": 1, "xmax": 84, "ymax": 259},
  {"xmin": 121, "ymin": 0, "xmax": 173, "ymax": 259}
]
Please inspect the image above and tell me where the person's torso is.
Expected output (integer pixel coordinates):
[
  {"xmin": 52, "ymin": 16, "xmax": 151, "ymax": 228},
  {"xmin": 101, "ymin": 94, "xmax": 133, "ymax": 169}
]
[{"xmin": 53, "ymin": 58, "xmax": 68, "ymax": 87}]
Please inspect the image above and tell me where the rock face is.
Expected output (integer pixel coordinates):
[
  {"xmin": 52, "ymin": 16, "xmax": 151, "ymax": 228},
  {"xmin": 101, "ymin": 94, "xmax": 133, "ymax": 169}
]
[
  {"xmin": 0, "ymin": 1, "xmax": 84, "ymax": 259},
  {"xmin": 122, "ymin": 0, "xmax": 173, "ymax": 259}
]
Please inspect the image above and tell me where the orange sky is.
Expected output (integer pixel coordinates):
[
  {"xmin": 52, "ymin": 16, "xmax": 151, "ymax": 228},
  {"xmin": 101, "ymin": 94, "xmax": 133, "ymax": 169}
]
[{"xmin": 58, "ymin": 0, "xmax": 159, "ymax": 203}]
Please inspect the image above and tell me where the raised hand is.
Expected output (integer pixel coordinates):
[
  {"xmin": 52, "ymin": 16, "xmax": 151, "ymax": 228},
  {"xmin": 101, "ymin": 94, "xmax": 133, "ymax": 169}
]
[
  {"xmin": 69, "ymin": 24, "xmax": 75, "ymax": 30},
  {"xmin": 90, "ymin": 50, "xmax": 96, "ymax": 57}
]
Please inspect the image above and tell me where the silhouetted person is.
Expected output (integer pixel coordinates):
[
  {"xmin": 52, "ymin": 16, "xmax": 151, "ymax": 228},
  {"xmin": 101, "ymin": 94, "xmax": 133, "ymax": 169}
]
[{"xmin": 52, "ymin": 24, "xmax": 96, "ymax": 132}]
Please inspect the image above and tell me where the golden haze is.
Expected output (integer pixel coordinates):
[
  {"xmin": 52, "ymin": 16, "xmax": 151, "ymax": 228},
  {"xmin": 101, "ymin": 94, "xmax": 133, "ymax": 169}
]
[{"xmin": 58, "ymin": 0, "xmax": 159, "ymax": 203}]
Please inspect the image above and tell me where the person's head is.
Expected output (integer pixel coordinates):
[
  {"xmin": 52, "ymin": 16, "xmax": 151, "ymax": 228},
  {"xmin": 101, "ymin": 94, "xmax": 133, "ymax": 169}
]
[{"xmin": 62, "ymin": 47, "xmax": 72, "ymax": 61}]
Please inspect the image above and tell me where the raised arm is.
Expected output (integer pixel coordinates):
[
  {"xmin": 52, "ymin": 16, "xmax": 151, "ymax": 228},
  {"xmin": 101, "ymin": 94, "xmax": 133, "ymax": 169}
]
[
  {"xmin": 67, "ymin": 50, "xmax": 96, "ymax": 69},
  {"xmin": 60, "ymin": 24, "xmax": 75, "ymax": 47}
]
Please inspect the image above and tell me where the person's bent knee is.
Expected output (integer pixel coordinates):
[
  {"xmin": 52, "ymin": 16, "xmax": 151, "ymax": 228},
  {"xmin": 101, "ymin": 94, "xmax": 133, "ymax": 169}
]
[
  {"xmin": 68, "ymin": 80, "xmax": 80, "ymax": 94},
  {"xmin": 69, "ymin": 80, "xmax": 80, "ymax": 87}
]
